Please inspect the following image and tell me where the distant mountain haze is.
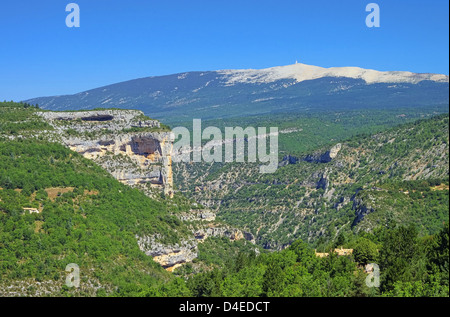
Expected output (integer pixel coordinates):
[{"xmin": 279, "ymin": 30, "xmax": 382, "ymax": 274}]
[{"xmin": 24, "ymin": 63, "xmax": 449, "ymax": 124}]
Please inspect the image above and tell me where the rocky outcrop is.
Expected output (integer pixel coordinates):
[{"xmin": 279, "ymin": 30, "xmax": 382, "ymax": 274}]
[
  {"xmin": 178, "ymin": 210, "xmax": 216, "ymax": 222},
  {"xmin": 194, "ymin": 227, "xmax": 254, "ymax": 243},
  {"xmin": 278, "ymin": 155, "xmax": 300, "ymax": 167},
  {"xmin": 328, "ymin": 143, "xmax": 342, "ymax": 160},
  {"xmin": 316, "ymin": 173, "xmax": 329, "ymax": 190},
  {"xmin": 351, "ymin": 194, "xmax": 375, "ymax": 227},
  {"xmin": 304, "ymin": 143, "xmax": 342, "ymax": 163},
  {"xmin": 65, "ymin": 132, "xmax": 174, "ymax": 196},
  {"xmin": 137, "ymin": 236, "xmax": 198, "ymax": 272},
  {"xmin": 138, "ymin": 224, "xmax": 256, "ymax": 271},
  {"xmin": 279, "ymin": 144, "xmax": 342, "ymax": 167},
  {"xmin": 37, "ymin": 110, "xmax": 174, "ymax": 197},
  {"xmin": 37, "ymin": 110, "xmax": 160, "ymax": 132}
]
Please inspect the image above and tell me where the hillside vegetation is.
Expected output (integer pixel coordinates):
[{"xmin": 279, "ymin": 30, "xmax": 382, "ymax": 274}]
[
  {"xmin": 0, "ymin": 102, "xmax": 191, "ymax": 296},
  {"xmin": 0, "ymin": 101, "xmax": 448, "ymax": 297},
  {"xmin": 185, "ymin": 224, "xmax": 449, "ymax": 297},
  {"xmin": 175, "ymin": 114, "xmax": 449, "ymax": 249}
]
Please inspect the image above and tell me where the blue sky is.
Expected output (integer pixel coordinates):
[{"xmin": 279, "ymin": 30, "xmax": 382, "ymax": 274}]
[{"xmin": 0, "ymin": 0, "xmax": 448, "ymax": 101}]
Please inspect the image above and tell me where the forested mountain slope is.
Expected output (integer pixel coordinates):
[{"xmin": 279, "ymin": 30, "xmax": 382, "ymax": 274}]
[
  {"xmin": 174, "ymin": 114, "xmax": 449, "ymax": 250},
  {"xmin": 0, "ymin": 102, "xmax": 448, "ymax": 297},
  {"xmin": 0, "ymin": 103, "xmax": 195, "ymax": 296},
  {"xmin": 0, "ymin": 102, "xmax": 250, "ymax": 296}
]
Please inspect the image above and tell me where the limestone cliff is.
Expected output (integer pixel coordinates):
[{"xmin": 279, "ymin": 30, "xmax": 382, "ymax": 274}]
[
  {"xmin": 137, "ymin": 223, "xmax": 255, "ymax": 272},
  {"xmin": 304, "ymin": 143, "xmax": 342, "ymax": 163},
  {"xmin": 37, "ymin": 110, "xmax": 174, "ymax": 197},
  {"xmin": 137, "ymin": 235, "xmax": 198, "ymax": 272},
  {"xmin": 279, "ymin": 143, "xmax": 342, "ymax": 167}
]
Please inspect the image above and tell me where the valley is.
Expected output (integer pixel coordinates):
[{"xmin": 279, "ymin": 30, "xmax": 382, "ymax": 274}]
[{"xmin": 0, "ymin": 63, "xmax": 449, "ymax": 297}]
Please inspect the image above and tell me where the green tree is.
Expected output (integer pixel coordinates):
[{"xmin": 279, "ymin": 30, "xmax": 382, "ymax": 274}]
[
  {"xmin": 262, "ymin": 261, "xmax": 284, "ymax": 297},
  {"xmin": 427, "ymin": 222, "xmax": 449, "ymax": 293},
  {"xmin": 379, "ymin": 225, "xmax": 426, "ymax": 292},
  {"xmin": 353, "ymin": 237, "xmax": 379, "ymax": 265}
]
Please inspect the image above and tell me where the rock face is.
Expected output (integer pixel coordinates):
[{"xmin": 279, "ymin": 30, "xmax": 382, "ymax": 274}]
[
  {"xmin": 137, "ymin": 224, "xmax": 255, "ymax": 271},
  {"xmin": 37, "ymin": 110, "xmax": 174, "ymax": 197},
  {"xmin": 279, "ymin": 144, "xmax": 342, "ymax": 167},
  {"xmin": 37, "ymin": 110, "xmax": 161, "ymax": 131},
  {"xmin": 194, "ymin": 227, "xmax": 253, "ymax": 243},
  {"xmin": 279, "ymin": 155, "xmax": 300, "ymax": 167},
  {"xmin": 328, "ymin": 143, "xmax": 342, "ymax": 160},
  {"xmin": 137, "ymin": 236, "xmax": 198, "ymax": 272},
  {"xmin": 351, "ymin": 195, "xmax": 375, "ymax": 227},
  {"xmin": 178, "ymin": 209, "xmax": 217, "ymax": 222},
  {"xmin": 304, "ymin": 143, "xmax": 342, "ymax": 163}
]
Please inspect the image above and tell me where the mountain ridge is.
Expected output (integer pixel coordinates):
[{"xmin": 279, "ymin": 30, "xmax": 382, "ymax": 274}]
[
  {"xmin": 217, "ymin": 63, "xmax": 449, "ymax": 85},
  {"xmin": 24, "ymin": 63, "xmax": 449, "ymax": 124}
]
